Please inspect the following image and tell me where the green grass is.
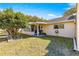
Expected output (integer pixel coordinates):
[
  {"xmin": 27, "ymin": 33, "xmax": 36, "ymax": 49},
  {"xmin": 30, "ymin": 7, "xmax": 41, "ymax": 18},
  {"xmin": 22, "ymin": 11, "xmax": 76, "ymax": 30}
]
[
  {"xmin": 52, "ymin": 36, "xmax": 73, "ymax": 49},
  {"xmin": 0, "ymin": 34, "xmax": 73, "ymax": 56}
]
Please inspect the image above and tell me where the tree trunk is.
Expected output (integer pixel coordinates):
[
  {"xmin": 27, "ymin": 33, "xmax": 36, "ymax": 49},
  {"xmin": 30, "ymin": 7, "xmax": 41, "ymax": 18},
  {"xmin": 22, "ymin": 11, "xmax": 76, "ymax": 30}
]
[
  {"xmin": 6, "ymin": 29, "xmax": 13, "ymax": 40},
  {"xmin": 6, "ymin": 28, "xmax": 20, "ymax": 40}
]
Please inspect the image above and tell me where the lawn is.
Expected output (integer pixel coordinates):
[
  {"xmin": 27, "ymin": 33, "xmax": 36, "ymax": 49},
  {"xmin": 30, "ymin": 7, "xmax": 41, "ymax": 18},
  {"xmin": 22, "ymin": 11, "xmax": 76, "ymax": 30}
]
[
  {"xmin": 0, "ymin": 34, "xmax": 77, "ymax": 56},
  {"xmin": 0, "ymin": 35, "xmax": 51, "ymax": 56}
]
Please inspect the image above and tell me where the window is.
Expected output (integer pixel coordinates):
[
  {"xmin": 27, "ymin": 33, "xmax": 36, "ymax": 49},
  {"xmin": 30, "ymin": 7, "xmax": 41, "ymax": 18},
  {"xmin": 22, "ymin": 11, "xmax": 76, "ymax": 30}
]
[
  {"xmin": 59, "ymin": 24, "xmax": 64, "ymax": 29},
  {"xmin": 54, "ymin": 25, "xmax": 58, "ymax": 29},
  {"xmin": 54, "ymin": 24, "xmax": 64, "ymax": 29}
]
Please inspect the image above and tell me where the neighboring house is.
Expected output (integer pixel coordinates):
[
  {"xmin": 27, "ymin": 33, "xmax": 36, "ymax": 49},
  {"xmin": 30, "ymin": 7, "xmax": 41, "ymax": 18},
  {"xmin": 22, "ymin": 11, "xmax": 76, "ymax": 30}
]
[{"xmin": 25, "ymin": 14, "xmax": 76, "ymax": 38}]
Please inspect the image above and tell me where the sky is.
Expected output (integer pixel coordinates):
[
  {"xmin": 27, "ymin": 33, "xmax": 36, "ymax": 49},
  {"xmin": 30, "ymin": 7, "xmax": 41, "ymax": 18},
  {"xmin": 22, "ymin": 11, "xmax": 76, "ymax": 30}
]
[{"xmin": 0, "ymin": 3, "xmax": 76, "ymax": 20}]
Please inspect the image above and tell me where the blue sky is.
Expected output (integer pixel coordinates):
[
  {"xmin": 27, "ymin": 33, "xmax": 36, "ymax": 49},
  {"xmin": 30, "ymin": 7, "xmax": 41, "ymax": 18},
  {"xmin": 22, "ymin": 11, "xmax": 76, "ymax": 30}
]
[{"xmin": 0, "ymin": 3, "xmax": 76, "ymax": 20}]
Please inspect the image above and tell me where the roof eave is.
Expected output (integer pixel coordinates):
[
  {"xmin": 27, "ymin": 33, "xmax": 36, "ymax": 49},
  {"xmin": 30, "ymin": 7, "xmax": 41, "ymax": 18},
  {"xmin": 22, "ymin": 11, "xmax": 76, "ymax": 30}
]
[{"xmin": 29, "ymin": 20, "xmax": 75, "ymax": 25}]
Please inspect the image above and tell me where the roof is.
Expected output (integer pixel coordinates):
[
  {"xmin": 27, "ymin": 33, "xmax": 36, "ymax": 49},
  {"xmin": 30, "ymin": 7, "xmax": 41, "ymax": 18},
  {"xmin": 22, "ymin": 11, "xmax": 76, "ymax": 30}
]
[
  {"xmin": 29, "ymin": 22, "xmax": 48, "ymax": 25},
  {"xmin": 47, "ymin": 17, "xmax": 68, "ymax": 22},
  {"xmin": 29, "ymin": 15, "xmax": 76, "ymax": 25},
  {"xmin": 47, "ymin": 16, "xmax": 76, "ymax": 23},
  {"xmin": 68, "ymin": 14, "xmax": 76, "ymax": 20}
]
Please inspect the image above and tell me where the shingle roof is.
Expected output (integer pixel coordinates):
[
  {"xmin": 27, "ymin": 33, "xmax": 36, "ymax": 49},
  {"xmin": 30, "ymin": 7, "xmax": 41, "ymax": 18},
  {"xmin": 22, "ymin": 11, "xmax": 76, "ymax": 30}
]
[
  {"xmin": 47, "ymin": 15, "xmax": 76, "ymax": 23},
  {"xmin": 29, "ymin": 15, "xmax": 76, "ymax": 25},
  {"xmin": 47, "ymin": 17, "xmax": 68, "ymax": 22}
]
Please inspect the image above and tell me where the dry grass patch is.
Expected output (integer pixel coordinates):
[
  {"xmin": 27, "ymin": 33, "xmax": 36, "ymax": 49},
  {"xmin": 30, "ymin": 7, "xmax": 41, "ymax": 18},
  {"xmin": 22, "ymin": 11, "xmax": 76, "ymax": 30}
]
[{"xmin": 0, "ymin": 36, "xmax": 51, "ymax": 56}]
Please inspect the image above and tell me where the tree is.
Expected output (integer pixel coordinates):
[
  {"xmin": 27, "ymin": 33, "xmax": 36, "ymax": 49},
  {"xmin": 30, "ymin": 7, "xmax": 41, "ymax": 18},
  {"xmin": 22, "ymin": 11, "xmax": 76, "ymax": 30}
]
[
  {"xmin": 0, "ymin": 8, "xmax": 28, "ymax": 39},
  {"xmin": 26, "ymin": 15, "xmax": 47, "ymax": 22},
  {"xmin": 64, "ymin": 7, "xmax": 77, "ymax": 16}
]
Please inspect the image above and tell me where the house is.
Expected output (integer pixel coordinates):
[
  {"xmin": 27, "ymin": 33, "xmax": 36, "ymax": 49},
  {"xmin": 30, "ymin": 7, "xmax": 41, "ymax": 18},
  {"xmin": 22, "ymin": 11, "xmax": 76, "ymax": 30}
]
[
  {"xmin": 76, "ymin": 3, "xmax": 79, "ymax": 51},
  {"xmin": 25, "ymin": 3, "xmax": 79, "ymax": 52},
  {"xmin": 25, "ymin": 14, "xmax": 76, "ymax": 38},
  {"xmin": 22, "ymin": 13, "xmax": 77, "ymax": 51},
  {"xmin": 22, "ymin": 4, "xmax": 79, "ymax": 51}
]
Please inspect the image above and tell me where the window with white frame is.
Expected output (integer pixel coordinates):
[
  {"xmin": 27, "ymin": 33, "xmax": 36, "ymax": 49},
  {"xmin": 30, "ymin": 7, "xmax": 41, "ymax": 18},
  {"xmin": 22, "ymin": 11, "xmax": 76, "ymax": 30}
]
[{"xmin": 54, "ymin": 24, "xmax": 64, "ymax": 29}]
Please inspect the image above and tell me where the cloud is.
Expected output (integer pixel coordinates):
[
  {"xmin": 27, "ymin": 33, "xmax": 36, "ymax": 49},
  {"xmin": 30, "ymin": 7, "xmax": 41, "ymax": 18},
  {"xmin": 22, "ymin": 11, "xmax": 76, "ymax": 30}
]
[
  {"xmin": 48, "ymin": 14, "xmax": 62, "ymax": 18},
  {"xmin": 48, "ymin": 14, "xmax": 56, "ymax": 17},
  {"xmin": 65, "ymin": 7, "xmax": 71, "ymax": 10},
  {"xmin": 0, "ymin": 8, "xmax": 3, "ymax": 11},
  {"xmin": 68, "ymin": 3, "xmax": 76, "ymax": 7},
  {"xmin": 64, "ymin": 3, "xmax": 76, "ymax": 10}
]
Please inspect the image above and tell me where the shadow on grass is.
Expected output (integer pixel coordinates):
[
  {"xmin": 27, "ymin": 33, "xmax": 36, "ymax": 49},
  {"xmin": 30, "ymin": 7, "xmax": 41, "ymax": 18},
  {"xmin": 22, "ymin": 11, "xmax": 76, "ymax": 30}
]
[
  {"xmin": 0, "ymin": 33, "xmax": 32, "ymax": 42},
  {"xmin": 18, "ymin": 33, "xmax": 33, "ymax": 39},
  {"xmin": 0, "ymin": 35, "xmax": 8, "ymax": 42},
  {"xmin": 0, "ymin": 38, "xmax": 7, "ymax": 42},
  {"xmin": 44, "ymin": 36, "xmax": 74, "ymax": 56}
]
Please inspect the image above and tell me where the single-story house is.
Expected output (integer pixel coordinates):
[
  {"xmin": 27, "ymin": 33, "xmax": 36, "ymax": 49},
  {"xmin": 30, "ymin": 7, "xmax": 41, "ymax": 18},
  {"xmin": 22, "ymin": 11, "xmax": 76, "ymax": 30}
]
[
  {"xmin": 22, "ymin": 14, "xmax": 77, "ymax": 51},
  {"xmin": 25, "ymin": 14, "xmax": 76, "ymax": 38}
]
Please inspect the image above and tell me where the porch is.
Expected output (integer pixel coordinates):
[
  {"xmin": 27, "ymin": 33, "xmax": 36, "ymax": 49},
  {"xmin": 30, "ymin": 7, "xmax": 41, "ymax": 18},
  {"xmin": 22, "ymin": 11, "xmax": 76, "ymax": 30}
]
[{"xmin": 27, "ymin": 22, "xmax": 48, "ymax": 36}]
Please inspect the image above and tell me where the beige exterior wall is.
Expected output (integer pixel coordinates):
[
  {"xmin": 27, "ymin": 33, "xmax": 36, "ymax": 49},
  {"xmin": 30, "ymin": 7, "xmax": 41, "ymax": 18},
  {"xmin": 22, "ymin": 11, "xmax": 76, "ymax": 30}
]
[{"xmin": 42, "ymin": 22, "xmax": 75, "ymax": 38}]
